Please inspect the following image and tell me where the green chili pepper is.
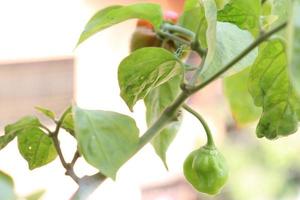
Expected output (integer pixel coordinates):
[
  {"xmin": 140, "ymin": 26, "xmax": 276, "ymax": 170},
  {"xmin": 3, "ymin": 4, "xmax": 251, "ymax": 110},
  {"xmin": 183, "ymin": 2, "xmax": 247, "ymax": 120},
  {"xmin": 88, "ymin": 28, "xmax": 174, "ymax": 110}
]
[{"xmin": 183, "ymin": 145, "xmax": 229, "ymax": 195}]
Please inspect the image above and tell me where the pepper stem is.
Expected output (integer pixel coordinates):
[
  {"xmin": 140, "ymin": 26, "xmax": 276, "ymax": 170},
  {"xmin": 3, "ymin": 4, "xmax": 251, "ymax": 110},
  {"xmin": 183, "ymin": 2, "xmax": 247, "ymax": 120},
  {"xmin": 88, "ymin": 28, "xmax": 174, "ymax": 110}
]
[{"xmin": 183, "ymin": 104, "xmax": 215, "ymax": 147}]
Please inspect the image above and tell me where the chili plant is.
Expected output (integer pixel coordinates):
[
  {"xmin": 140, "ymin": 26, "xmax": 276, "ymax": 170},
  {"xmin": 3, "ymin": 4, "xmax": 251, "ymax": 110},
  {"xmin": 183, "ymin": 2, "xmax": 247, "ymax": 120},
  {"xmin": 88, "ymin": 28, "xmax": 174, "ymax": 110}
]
[{"xmin": 1, "ymin": 0, "xmax": 300, "ymax": 199}]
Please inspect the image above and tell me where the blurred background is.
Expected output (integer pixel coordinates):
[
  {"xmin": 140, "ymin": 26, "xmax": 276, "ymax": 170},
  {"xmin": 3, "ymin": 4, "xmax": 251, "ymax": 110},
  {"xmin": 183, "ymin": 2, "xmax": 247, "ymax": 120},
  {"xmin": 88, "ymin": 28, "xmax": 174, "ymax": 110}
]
[{"xmin": 1, "ymin": 0, "xmax": 300, "ymax": 200}]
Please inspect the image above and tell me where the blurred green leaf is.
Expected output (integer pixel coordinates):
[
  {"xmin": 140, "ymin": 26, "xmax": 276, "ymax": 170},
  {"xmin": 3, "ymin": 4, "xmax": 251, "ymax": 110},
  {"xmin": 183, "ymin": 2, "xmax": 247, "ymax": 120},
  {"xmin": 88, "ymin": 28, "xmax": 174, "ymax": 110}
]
[
  {"xmin": 25, "ymin": 190, "xmax": 45, "ymax": 200},
  {"xmin": 218, "ymin": 0, "xmax": 261, "ymax": 36},
  {"xmin": 287, "ymin": 0, "xmax": 300, "ymax": 95},
  {"xmin": 18, "ymin": 128, "xmax": 57, "ymax": 170},
  {"xmin": 61, "ymin": 112, "xmax": 75, "ymax": 137},
  {"xmin": 1, "ymin": 116, "xmax": 41, "ymax": 150},
  {"xmin": 0, "ymin": 171, "xmax": 16, "ymax": 200},
  {"xmin": 200, "ymin": 22, "xmax": 257, "ymax": 81},
  {"xmin": 118, "ymin": 47, "xmax": 181, "ymax": 111},
  {"xmin": 35, "ymin": 106, "xmax": 55, "ymax": 120},
  {"xmin": 179, "ymin": 2, "xmax": 206, "ymax": 46},
  {"xmin": 77, "ymin": 3, "xmax": 163, "ymax": 45},
  {"xmin": 201, "ymin": 0, "xmax": 217, "ymax": 69},
  {"xmin": 224, "ymin": 68, "xmax": 261, "ymax": 125},
  {"xmin": 74, "ymin": 107, "xmax": 139, "ymax": 179},
  {"xmin": 271, "ymin": 0, "xmax": 292, "ymax": 37},
  {"xmin": 248, "ymin": 39, "xmax": 300, "ymax": 139},
  {"xmin": 180, "ymin": 0, "xmax": 217, "ymax": 56},
  {"xmin": 144, "ymin": 76, "xmax": 181, "ymax": 168}
]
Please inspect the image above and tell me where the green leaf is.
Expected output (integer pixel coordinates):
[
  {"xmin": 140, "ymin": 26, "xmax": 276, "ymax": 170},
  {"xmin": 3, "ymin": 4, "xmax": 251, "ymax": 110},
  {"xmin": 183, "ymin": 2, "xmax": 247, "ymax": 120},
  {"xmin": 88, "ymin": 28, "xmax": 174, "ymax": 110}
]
[
  {"xmin": 61, "ymin": 112, "xmax": 75, "ymax": 136},
  {"xmin": 248, "ymin": 39, "xmax": 300, "ymax": 139},
  {"xmin": 1, "ymin": 116, "xmax": 41, "ymax": 150},
  {"xmin": 25, "ymin": 190, "xmax": 45, "ymax": 200},
  {"xmin": 259, "ymin": 1, "xmax": 279, "ymax": 31},
  {"xmin": 179, "ymin": 2, "xmax": 206, "ymax": 45},
  {"xmin": 0, "ymin": 171, "xmax": 16, "ymax": 200},
  {"xmin": 18, "ymin": 128, "xmax": 57, "ymax": 170},
  {"xmin": 118, "ymin": 47, "xmax": 181, "ymax": 111},
  {"xmin": 271, "ymin": 0, "xmax": 292, "ymax": 37},
  {"xmin": 218, "ymin": 0, "xmax": 261, "ymax": 36},
  {"xmin": 287, "ymin": 0, "xmax": 300, "ymax": 94},
  {"xmin": 272, "ymin": 0, "xmax": 291, "ymax": 26},
  {"xmin": 35, "ymin": 106, "xmax": 56, "ymax": 120},
  {"xmin": 0, "ymin": 134, "xmax": 17, "ymax": 151},
  {"xmin": 215, "ymin": 0, "xmax": 230, "ymax": 10},
  {"xmin": 73, "ymin": 106, "xmax": 140, "ymax": 179},
  {"xmin": 201, "ymin": 0, "xmax": 218, "ymax": 68},
  {"xmin": 224, "ymin": 68, "xmax": 261, "ymax": 124},
  {"xmin": 201, "ymin": 22, "xmax": 258, "ymax": 81},
  {"xmin": 183, "ymin": 0, "xmax": 199, "ymax": 10},
  {"xmin": 180, "ymin": 0, "xmax": 217, "ymax": 54},
  {"xmin": 144, "ymin": 76, "xmax": 182, "ymax": 168},
  {"xmin": 77, "ymin": 3, "xmax": 163, "ymax": 45}
]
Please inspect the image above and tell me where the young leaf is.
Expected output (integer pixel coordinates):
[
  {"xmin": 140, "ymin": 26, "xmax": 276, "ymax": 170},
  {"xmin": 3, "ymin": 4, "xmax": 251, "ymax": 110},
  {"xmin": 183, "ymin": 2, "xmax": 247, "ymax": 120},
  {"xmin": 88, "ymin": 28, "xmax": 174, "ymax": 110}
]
[
  {"xmin": 179, "ymin": 2, "xmax": 206, "ymax": 45},
  {"xmin": 18, "ymin": 128, "xmax": 57, "ymax": 170},
  {"xmin": 35, "ymin": 106, "xmax": 56, "ymax": 120},
  {"xmin": 287, "ymin": 0, "xmax": 300, "ymax": 94},
  {"xmin": 224, "ymin": 68, "xmax": 261, "ymax": 125},
  {"xmin": 73, "ymin": 106, "xmax": 140, "ymax": 179},
  {"xmin": 24, "ymin": 190, "xmax": 45, "ymax": 200},
  {"xmin": 218, "ymin": 0, "xmax": 261, "ymax": 36},
  {"xmin": 183, "ymin": 0, "xmax": 199, "ymax": 11},
  {"xmin": 215, "ymin": 0, "xmax": 230, "ymax": 10},
  {"xmin": 272, "ymin": 0, "xmax": 291, "ymax": 26},
  {"xmin": 179, "ymin": 0, "xmax": 217, "ymax": 58},
  {"xmin": 144, "ymin": 76, "xmax": 182, "ymax": 168},
  {"xmin": 201, "ymin": 0, "xmax": 217, "ymax": 70},
  {"xmin": 200, "ymin": 22, "xmax": 258, "ymax": 81},
  {"xmin": 0, "ymin": 171, "xmax": 16, "ymax": 200},
  {"xmin": 61, "ymin": 112, "xmax": 75, "ymax": 136},
  {"xmin": 1, "ymin": 116, "xmax": 41, "ymax": 150},
  {"xmin": 249, "ymin": 39, "xmax": 300, "ymax": 139},
  {"xmin": 4, "ymin": 116, "xmax": 41, "ymax": 134},
  {"xmin": 118, "ymin": 47, "xmax": 181, "ymax": 111},
  {"xmin": 271, "ymin": 0, "xmax": 292, "ymax": 37},
  {"xmin": 77, "ymin": 3, "xmax": 163, "ymax": 45}
]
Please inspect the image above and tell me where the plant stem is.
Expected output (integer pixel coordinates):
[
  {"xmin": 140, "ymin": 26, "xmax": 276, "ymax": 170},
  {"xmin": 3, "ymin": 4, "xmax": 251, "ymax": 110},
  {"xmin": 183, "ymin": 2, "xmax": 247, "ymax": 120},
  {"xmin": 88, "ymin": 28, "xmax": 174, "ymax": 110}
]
[
  {"xmin": 190, "ymin": 22, "xmax": 287, "ymax": 93},
  {"xmin": 162, "ymin": 23, "xmax": 195, "ymax": 39},
  {"xmin": 50, "ymin": 106, "xmax": 80, "ymax": 184},
  {"xmin": 182, "ymin": 104, "xmax": 215, "ymax": 147},
  {"xmin": 159, "ymin": 24, "xmax": 207, "ymax": 56},
  {"xmin": 157, "ymin": 30, "xmax": 191, "ymax": 45},
  {"xmin": 70, "ymin": 150, "xmax": 81, "ymax": 168},
  {"xmin": 138, "ymin": 92, "xmax": 190, "ymax": 149}
]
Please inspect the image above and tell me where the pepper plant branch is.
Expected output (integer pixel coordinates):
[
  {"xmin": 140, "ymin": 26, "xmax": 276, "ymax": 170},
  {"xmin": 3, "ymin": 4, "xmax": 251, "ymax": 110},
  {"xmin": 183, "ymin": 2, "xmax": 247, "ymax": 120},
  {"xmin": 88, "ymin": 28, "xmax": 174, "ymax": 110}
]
[
  {"xmin": 190, "ymin": 21, "xmax": 288, "ymax": 93},
  {"xmin": 190, "ymin": 53, "xmax": 207, "ymax": 86},
  {"xmin": 138, "ymin": 92, "xmax": 190, "ymax": 149},
  {"xmin": 157, "ymin": 30, "xmax": 191, "ymax": 46},
  {"xmin": 162, "ymin": 23, "xmax": 195, "ymax": 39},
  {"xmin": 162, "ymin": 23, "xmax": 206, "ymax": 56},
  {"xmin": 70, "ymin": 21, "xmax": 288, "ymax": 199},
  {"xmin": 50, "ymin": 107, "xmax": 80, "ymax": 184},
  {"xmin": 70, "ymin": 150, "xmax": 81, "ymax": 168},
  {"xmin": 182, "ymin": 104, "xmax": 215, "ymax": 147}
]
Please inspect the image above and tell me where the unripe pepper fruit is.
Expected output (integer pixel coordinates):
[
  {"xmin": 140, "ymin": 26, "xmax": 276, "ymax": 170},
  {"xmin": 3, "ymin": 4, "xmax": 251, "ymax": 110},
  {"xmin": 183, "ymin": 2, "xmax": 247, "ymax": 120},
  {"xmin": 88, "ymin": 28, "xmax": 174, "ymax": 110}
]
[
  {"xmin": 183, "ymin": 145, "xmax": 229, "ymax": 195},
  {"xmin": 130, "ymin": 11, "xmax": 179, "ymax": 52}
]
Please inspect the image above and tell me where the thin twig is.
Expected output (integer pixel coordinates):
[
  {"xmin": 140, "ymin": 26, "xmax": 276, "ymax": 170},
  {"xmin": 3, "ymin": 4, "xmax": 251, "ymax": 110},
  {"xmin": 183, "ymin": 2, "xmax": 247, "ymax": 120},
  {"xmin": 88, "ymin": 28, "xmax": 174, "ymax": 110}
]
[
  {"xmin": 70, "ymin": 150, "xmax": 81, "ymax": 168},
  {"xmin": 50, "ymin": 106, "xmax": 80, "ymax": 184},
  {"xmin": 157, "ymin": 30, "xmax": 192, "ymax": 46},
  {"xmin": 183, "ymin": 104, "xmax": 214, "ymax": 147}
]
